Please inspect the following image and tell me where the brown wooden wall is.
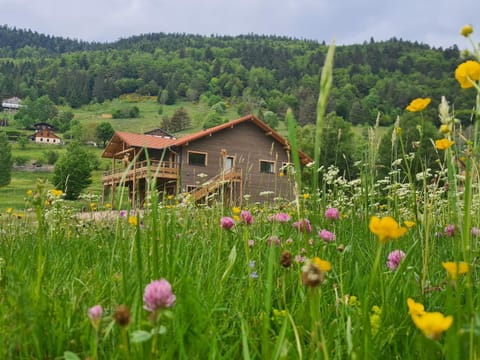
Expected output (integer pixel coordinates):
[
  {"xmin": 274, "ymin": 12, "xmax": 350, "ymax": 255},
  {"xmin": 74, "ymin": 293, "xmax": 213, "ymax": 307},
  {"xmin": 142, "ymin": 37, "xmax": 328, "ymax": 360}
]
[{"xmin": 178, "ymin": 121, "xmax": 296, "ymax": 202}]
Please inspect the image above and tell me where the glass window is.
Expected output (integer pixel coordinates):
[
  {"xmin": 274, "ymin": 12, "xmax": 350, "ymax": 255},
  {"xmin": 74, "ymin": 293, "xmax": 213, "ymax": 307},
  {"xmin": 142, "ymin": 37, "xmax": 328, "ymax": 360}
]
[
  {"xmin": 188, "ymin": 151, "xmax": 207, "ymax": 166},
  {"xmin": 260, "ymin": 160, "xmax": 275, "ymax": 174}
]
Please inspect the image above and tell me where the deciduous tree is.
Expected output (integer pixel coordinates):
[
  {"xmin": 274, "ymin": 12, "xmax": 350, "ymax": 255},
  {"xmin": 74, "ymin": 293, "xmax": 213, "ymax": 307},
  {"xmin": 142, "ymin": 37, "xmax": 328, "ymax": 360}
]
[
  {"xmin": 96, "ymin": 122, "xmax": 115, "ymax": 147},
  {"xmin": 53, "ymin": 142, "xmax": 93, "ymax": 200}
]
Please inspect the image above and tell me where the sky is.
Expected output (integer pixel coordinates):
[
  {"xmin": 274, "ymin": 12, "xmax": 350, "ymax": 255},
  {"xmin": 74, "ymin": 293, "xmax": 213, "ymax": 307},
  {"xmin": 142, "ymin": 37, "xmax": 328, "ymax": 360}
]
[{"xmin": 1, "ymin": 0, "xmax": 479, "ymax": 49}]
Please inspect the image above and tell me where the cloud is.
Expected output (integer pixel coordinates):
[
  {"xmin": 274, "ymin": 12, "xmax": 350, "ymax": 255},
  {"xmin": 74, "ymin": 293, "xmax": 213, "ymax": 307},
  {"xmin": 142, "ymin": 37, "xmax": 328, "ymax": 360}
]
[{"xmin": 0, "ymin": 0, "xmax": 479, "ymax": 48}]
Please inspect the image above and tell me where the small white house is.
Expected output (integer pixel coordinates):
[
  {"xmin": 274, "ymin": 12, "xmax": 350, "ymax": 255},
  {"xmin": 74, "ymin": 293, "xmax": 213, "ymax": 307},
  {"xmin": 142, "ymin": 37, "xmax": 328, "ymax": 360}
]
[
  {"xmin": 1, "ymin": 97, "xmax": 22, "ymax": 112},
  {"xmin": 29, "ymin": 123, "xmax": 63, "ymax": 145}
]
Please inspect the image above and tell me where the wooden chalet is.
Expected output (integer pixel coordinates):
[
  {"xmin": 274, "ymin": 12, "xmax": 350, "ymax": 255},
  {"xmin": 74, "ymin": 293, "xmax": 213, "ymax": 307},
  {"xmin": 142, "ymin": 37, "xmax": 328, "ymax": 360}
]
[{"xmin": 101, "ymin": 114, "xmax": 312, "ymax": 207}]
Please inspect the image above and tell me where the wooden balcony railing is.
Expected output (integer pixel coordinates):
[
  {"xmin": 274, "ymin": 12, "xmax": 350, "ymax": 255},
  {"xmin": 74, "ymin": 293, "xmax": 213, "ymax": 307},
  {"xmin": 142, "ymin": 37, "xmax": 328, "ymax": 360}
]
[{"xmin": 102, "ymin": 160, "xmax": 179, "ymax": 186}]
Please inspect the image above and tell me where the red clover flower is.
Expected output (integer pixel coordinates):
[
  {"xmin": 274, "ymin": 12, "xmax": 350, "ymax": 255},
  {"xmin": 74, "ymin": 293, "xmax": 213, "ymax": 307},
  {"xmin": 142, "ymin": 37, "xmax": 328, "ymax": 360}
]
[{"xmin": 143, "ymin": 279, "xmax": 176, "ymax": 313}]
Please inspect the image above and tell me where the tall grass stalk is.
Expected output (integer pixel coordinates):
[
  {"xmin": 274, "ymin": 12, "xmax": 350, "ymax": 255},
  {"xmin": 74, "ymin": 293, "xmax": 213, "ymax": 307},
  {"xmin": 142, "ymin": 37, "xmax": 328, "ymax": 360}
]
[
  {"xmin": 312, "ymin": 41, "xmax": 335, "ymax": 193},
  {"xmin": 286, "ymin": 109, "xmax": 303, "ymax": 218}
]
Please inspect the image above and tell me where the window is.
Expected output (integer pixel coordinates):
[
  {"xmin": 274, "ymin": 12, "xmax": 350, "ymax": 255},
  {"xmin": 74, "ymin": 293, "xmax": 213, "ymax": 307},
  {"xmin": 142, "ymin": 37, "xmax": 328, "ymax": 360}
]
[
  {"xmin": 224, "ymin": 156, "xmax": 234, "ymax": 171},
  {"xmin": 188, "ymin": 151, "xmax": 207, "ymax": 166},
  {"xmin": 260, "ymin": 160, "xmax": 275, "ymax": 174}
]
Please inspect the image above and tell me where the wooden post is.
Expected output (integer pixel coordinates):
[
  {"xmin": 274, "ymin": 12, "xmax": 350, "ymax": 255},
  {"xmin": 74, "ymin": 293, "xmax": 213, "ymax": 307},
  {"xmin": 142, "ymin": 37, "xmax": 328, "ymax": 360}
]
[
  {"xmin": 132, "ymin": 149, "xmax": 137, "ymax": 208},
  {"xmin": 111, "ymin": 157, "xmax": 116, "ymax": 208}
]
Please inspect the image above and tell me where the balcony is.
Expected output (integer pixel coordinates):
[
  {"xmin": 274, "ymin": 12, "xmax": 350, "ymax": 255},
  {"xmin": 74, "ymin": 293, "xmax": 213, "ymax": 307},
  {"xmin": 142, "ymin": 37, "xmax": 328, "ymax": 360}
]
[{"xmin": 102, "ymin": 160, "xmax": 179, "ymax": 186}]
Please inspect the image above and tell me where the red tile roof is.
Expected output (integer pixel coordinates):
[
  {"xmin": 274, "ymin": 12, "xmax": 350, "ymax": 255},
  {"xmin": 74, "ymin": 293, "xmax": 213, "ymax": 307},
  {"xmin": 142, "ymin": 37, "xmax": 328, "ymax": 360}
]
[
  {"xmin": 34, "ymin": 130, "xmax": 60, "ymax": 139},
  {"xmin": 115, "ymin": 131, "xmax": 177, "ymax": 149}
]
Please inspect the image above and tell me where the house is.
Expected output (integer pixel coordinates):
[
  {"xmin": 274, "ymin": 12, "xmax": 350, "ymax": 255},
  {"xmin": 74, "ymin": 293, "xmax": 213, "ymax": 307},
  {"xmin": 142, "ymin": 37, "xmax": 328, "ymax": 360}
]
[
  {"xmin": 29, "ymin": 123, "xmax": 63, "ymax": 145},
  {"xmin": 1, "ymin": 97, "xmax": 22, "ymax": 112},
  {"xmin": 101, "ymin": 114, "xmax": 312, "ymax": 207}
]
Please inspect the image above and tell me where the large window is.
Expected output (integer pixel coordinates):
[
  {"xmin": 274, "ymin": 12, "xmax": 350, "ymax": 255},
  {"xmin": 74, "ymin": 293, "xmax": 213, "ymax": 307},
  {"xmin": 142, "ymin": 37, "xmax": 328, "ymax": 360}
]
[
  {"xmin": 260, "ymin": 160, "xmax": 275, "ymax": 174},
  {"xmin": 188, "ymin": 151, "xmax": 207, "ymax": 166}
]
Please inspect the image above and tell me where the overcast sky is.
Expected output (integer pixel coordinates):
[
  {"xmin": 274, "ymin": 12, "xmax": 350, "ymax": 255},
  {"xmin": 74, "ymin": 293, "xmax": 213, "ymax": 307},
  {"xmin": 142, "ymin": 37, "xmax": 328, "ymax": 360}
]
[{"xmin": 1, "ymin": 0, "xmax": 479, "ymax": 49}]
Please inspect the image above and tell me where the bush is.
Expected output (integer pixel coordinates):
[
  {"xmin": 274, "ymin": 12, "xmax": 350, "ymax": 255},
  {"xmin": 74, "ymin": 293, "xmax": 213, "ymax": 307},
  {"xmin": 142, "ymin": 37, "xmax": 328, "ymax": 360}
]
[
  {"xmin": 43, "ymin": 150, "xmax": 59, "ymax": 165},
  {"xmin": 14, "ymin": 156, "xmax": 29, "ymax": 166},
  {"xmin": 112, "ymin": 106, "xmax": 141, "ymax": 119}
]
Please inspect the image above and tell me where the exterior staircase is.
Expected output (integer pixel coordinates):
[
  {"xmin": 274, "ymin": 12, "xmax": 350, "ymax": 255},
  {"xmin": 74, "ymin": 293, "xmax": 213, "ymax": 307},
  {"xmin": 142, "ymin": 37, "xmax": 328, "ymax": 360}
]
[{"xmin": 189, "ymin": 168, "xmax": 242, "ymax": 203}]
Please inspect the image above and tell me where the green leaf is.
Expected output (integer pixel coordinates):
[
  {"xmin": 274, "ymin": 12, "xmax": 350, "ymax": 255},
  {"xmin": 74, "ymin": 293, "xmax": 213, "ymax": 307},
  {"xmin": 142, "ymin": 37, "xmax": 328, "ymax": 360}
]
[
  {"xmin": 63, "ymin": 351, "xmax": 81, "ymax": 360},
  {"xmin": 131, "ymin": 330, "xmax": 152, "ymax": 343},
  {"xmin": 221, "ymin": 245, "xmax": 237, "ymax": 282},
  {"xmin": 152, "ymin": 325, "xmax": 168, "ymax": 335}
]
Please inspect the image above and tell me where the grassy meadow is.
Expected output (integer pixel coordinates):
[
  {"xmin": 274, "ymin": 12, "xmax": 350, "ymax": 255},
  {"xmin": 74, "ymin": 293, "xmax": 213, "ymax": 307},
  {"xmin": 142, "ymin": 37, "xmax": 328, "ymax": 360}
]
[
  {"xmin": 1, "ymin": 31, "xmax": 480, "ymax": 360},
  {"xmin": 73, "ymin": 97, "xmax": 239, "ymax": 135}
]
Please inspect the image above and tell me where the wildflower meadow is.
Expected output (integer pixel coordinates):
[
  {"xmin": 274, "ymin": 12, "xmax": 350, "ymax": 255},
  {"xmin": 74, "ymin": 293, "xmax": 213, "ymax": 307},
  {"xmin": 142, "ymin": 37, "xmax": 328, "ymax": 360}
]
[{"xmin": 1, "ymin": 26, "xmax": 480, "ymax": 359}]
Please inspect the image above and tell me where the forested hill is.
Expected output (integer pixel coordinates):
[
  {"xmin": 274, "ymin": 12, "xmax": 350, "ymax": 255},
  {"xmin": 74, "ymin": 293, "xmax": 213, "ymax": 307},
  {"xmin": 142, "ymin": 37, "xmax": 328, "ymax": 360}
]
[
  {"xmin": 0, "ymin": 25, "xmax": 98, "ymax": 53},
  {"xmin": 0, "ymin": 25, "xmax": 474, "ymax": 126}
]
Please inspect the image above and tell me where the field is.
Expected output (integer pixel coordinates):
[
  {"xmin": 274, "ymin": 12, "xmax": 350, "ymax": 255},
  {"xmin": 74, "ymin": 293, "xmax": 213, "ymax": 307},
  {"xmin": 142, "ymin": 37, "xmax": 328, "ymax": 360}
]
[
  {"xmin": 1, "ymin": 40, "xmax": 480, "ymax": 359},
  {"xmin": 71, "ymin": 98, "xmax": 239, "ymax": 135},
  {"xmin": 1, "ymin": 155, "xmax": 479, "ymax": 359}
]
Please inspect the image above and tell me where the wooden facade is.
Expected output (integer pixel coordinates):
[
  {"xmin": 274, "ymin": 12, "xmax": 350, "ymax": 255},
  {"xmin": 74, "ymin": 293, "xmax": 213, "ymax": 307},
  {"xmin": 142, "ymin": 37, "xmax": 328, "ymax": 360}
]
[{"xmin": 101, "ymin": 114, "xmax": 311, "ymax": 207}]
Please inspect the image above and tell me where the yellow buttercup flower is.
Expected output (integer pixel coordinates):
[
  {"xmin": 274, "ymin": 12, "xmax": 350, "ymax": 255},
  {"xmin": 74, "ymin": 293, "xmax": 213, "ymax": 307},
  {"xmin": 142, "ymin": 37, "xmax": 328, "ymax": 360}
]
[
  {"xmin": 439, "ymin": 124, "xmax": 451, "ymax": 134},
  {"xmin": 26, "ymin": 189, "xmax": 33, "ymax": 196},
  {"xmin": 303, "ymin": 193, "xmax": 310, "ymax": 200},
  {"xmin": 407, "ymin": 298, "xmax": 426, "ymax": 317},
  {"xmin": 128, "ymin": 216, "xmax": 138, "ymax": 226},
  {"xmin": 455, "ymin": 61, "xmax": 480, "ymax": 89},
  {"xmin": 6, "ymin": 208, "xmax": 13, "ymax": 214},
  {"xmin": 13, "ymin": 212, "xmax": 24, "ymax": 219},
  {"xmin": 404, "ymin": 221, "xmax": 415, "ymax": 228},
  {"xmin": 460, "ymin": 24, "xmax": 473, "ymax": 37},
  {"xmin": 49, "ymin": 189, "xmax": 64, "ymax": 197},
  {"xmin": 406, "ymin": 97, "xmax": 431, "ymax": 112},
  {"xmin": 312, "ymin": 257, "xmax": 332, "ymax": 272},
  {"xmin": 232, "ymin": 206, "xmax": 241, "ymax": 215},
  {"xmin": 442, "ymin": 261, "xmax": 469, "ymax": 280},
  {"xmin": 435, "ymin": 138, "xmax": 455, "ymax": 150},
  {"xmin": 369, "ymin": 216, "xmax": 408, "ymax": 243},
  {"xmin": 411, "ymin": 311, "xmax": 453, "ymax": 340}
]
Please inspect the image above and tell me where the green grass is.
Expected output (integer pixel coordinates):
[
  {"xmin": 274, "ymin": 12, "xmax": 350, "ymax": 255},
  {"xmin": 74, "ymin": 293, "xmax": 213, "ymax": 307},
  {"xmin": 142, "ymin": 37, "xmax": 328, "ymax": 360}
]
[
  {"xmin": 11, "ymin": 142, "xmax": 68, "ymax": 162},
  {"xmin": 0, "ymin": 165, "xmax": 478, "ymax": 358},
  {"xmin": 0, "ymin": 170, "xmax": 51, "ymax": 211},
  {"xmin": 1, "ymin": 169, "xmax": 107, "ymax": 211},
  {"xmin": 71, "ymin": 99, "xmax": 240, "ymax": 135}
]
